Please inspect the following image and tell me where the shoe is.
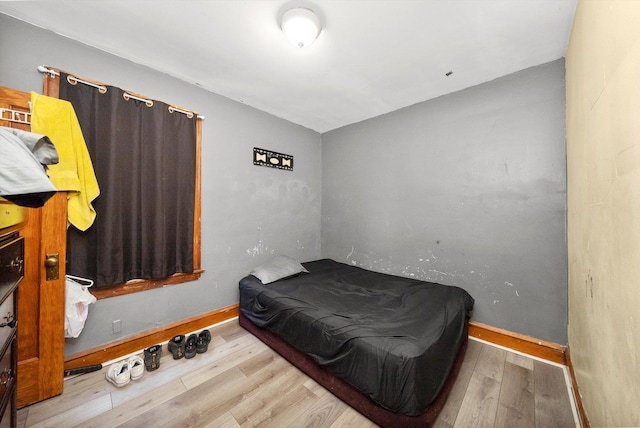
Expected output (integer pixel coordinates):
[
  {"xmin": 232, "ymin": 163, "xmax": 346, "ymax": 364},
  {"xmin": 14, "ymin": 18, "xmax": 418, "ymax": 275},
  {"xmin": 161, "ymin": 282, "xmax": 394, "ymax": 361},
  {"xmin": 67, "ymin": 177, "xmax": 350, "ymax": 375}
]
[
  {"xmin": 129, "ymin": 355, "xmax": 145, "ymax": 380},
  {"xmin": 144, "ymin": 344, "xmax": 162, "ymax": 371},
  {"xmin": 106, "ymin": 360, "xmax": 130, "ymax": 388},
  {"xmin": 196, "ymin": 329, "xmax": 211, "ymax": 354},
  {"xmin": 184, "ymin": 333, "xmax": 198, "ymax": 359},
  {"xmin": 168, "ymin": 334, "xmax": 186, "ymax": 359}
]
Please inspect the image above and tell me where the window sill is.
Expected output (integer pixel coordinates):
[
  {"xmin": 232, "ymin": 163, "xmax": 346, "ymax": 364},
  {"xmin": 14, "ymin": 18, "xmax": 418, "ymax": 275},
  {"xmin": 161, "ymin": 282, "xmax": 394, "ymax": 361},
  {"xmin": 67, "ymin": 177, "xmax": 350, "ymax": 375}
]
[{"xmin": 91, "ymin": 270, "xmax": 204, "ymax": 300}]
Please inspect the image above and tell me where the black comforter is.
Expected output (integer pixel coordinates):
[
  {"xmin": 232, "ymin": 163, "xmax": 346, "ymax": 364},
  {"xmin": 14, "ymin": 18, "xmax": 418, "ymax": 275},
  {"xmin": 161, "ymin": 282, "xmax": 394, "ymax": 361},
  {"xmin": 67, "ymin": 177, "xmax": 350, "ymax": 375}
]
[{"xmin": 239, "ymin": 259, "xmax": 474, "ymax": 416}]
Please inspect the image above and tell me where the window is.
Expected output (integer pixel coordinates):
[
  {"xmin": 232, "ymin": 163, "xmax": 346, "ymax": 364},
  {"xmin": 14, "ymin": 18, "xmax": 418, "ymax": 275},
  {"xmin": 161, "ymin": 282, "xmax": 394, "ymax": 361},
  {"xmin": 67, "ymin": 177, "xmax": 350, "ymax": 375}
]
[{"xmin": 42, "ymin": 69, "xmax": 202, "ymax": 298}]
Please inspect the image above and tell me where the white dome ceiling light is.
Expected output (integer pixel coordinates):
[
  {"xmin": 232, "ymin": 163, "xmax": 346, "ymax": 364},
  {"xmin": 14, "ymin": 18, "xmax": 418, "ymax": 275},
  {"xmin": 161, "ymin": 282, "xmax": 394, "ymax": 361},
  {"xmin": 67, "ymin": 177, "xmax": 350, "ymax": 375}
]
[{"xmin": 280, "ymin": 7, "xmax": 321, "ymax": 48}]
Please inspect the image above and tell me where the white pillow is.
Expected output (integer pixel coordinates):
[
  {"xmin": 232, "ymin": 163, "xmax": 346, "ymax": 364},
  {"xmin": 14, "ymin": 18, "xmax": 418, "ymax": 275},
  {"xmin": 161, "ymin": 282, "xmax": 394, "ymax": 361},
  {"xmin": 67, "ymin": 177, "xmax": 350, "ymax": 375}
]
[{"xmin": 250, "ymin": 255, "xmax": 308, "ymax": 284}]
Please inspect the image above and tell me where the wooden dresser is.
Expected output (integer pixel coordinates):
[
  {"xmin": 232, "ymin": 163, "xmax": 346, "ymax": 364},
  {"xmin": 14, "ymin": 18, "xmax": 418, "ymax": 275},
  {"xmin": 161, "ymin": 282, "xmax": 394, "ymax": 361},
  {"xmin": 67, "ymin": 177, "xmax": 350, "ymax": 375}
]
[{"xmin": 0, "ymin": 231, "xmax": 22, "ymax": 428}]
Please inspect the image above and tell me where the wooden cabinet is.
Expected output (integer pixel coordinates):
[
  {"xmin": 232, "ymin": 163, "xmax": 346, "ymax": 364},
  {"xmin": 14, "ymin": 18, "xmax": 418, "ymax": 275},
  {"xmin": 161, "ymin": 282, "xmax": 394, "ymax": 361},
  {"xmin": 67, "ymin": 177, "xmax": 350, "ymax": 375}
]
[{"xmin": 0, "ymin": 232, "xmax": 23, "ymax": 428}]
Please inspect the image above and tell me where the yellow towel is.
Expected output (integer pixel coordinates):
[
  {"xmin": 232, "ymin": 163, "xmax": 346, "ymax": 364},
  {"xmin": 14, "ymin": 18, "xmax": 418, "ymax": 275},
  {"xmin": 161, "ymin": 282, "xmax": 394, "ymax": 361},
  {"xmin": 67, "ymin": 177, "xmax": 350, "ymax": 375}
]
[{"xmin": 30, "ymin": 92, "xmax": 100, "ymax": 231}]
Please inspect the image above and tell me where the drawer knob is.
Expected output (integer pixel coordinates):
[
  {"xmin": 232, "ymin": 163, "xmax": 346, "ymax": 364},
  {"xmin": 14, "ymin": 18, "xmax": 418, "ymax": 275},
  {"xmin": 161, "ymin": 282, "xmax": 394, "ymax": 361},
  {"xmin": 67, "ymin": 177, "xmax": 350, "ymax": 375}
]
[{"xmin": 4, "ymin": 257, "xmax": 23, "ymax": 274}]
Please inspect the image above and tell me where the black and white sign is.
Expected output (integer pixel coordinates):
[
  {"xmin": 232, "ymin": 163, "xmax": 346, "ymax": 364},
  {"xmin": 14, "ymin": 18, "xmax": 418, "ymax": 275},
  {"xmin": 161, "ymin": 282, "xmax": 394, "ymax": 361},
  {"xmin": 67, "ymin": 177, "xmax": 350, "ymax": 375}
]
[{"xmin": 253, "ymin": 147, "xmax": 293, "ymax": 171}]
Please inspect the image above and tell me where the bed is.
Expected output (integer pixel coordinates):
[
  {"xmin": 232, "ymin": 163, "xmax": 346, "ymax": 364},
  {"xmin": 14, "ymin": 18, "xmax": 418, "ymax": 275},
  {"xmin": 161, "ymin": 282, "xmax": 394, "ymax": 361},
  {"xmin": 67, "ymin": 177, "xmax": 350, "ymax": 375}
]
[{"xmin": 239, "ymin": 257, "xmax": 474, "ymax": 427}]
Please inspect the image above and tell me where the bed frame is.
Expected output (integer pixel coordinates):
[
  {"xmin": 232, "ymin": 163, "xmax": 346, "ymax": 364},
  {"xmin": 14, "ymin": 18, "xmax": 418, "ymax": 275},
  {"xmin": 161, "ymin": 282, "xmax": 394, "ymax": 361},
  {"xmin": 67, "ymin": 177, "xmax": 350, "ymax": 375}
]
[{"xmin": 239, "ymin": 313, "xmax": 468, "ymax": 427}]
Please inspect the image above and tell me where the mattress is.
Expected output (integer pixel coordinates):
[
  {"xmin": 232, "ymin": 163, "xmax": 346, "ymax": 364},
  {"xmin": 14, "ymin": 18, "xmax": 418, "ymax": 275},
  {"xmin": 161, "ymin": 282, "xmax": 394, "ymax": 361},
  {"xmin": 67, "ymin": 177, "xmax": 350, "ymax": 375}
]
[{"xmin": 239, "ymin": 258, "xmax": 474, "ymax": 416}]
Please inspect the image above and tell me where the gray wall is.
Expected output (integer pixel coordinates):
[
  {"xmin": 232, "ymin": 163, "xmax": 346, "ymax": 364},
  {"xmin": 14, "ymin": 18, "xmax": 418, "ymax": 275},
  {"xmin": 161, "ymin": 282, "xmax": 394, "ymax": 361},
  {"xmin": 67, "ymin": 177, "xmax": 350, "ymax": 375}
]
[
  {"xmin": 322, "ymin": 60, "xmax": 567, "ymax": 344},
  {"xmin": 0, "ymin": 14, "xmax": 322, "ymax": 356}
]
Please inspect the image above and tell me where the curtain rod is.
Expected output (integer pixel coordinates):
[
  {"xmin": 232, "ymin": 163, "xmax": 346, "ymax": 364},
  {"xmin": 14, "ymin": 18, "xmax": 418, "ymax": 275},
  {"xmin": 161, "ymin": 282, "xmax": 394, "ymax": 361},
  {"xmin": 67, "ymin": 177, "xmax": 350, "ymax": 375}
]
[
  {"xmin": 37, "ymin": 65, "xmax": 59, "ymax": 77},
  {"xmin": 37, "ymin": 65, "xmax": 205, "ymax": 120},
  {"xmin": 38, "ymin": 65, "xmax": 107, "ymax": 93}
]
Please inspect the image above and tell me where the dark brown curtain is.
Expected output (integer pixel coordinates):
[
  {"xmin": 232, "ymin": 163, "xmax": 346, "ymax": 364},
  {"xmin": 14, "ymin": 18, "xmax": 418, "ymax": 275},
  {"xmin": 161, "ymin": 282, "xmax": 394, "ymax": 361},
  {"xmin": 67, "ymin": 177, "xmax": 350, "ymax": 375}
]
[{"xmin": 60, "ymin": 73, "xmax": 196, "ymax": 289}]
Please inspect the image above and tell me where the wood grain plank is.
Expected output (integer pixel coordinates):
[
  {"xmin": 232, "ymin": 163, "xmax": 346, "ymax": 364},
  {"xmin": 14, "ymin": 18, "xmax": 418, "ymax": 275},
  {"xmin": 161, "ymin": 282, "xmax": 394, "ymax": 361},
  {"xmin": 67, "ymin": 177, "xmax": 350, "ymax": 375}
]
[
  {"xmin": 329, "ymin": 406, "xmax": 379, "ymax": 428},
  {"xmin": 534, "ymin": 360, "xmax": 576, "ymax": 428},
  {"xmin": 452, "ymin": 372, "xmax": 501, "ymax": 428},
  {"xmin": 115, "ymin": 366, "xmax": 251, "ymax": 427},
  {"xmin": 304, "ymin": 377, "xmax": 329, "ymax": 398},
  {"xmin": 229, "ymin": 362, "xmax": 308, "ymax": 425},
  {"xmin": 236, "ymin": 348, "xmax": 280, "ymax": 378},
  {"xmin": 217, "ymin": 319, "xmax": 249, "ymax": 342},
  {"xmin": 202, "ymin": 411, "xmax": 242, "ymax": 428},
  {"xmin": 26, "ymin": 394, "xmax": 112, "ymax": 428},
  {"xmin": 75, "ymin": 378, "xmax": 186, "ymax": 428},
  {"xmin": 247, "ymin": 384, "xmax": 318, "ymax": 428},
  {"xmin": 433, "ymin": 338, "xmax": 483, "ymax": 428},
  {"xmin": 495, "ymin": 361, "xmax": 535, "ymax": 428},
  {"xmin": 287, "ymin": 389, "xmax": 349, "ymax": 428},
  {"xmin": 474, "ymin": 340, "xmax": 507, "ymax": 382},
  {"xmin": 180, "ymin": 338, "xmax": 268, "ymax": 390},
  {"xmin": 21, "ymin": 368, "xmax": 111, "ymax": 426},
  {"xmin": 506, "ymin": 350, "xmax": 535, "ymax": 370}
]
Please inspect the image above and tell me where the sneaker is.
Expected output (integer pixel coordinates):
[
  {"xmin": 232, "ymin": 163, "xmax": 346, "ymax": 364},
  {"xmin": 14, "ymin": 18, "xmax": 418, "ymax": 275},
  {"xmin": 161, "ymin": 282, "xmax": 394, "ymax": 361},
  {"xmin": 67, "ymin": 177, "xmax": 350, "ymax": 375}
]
[
  {"xmin": 144, "ymin": 344, "xmax": 162, "ymax": 371},
  {"xmin": 106, "ymin": 360, "xmax": 130, "ymax": 388},
  {"xmin": 168, "ymin": 335, "xmax": 186, "ymax": 359},
  {"xmin": 196, "ymin": 329, "xmax": 211, "ymax": 354},
  {"xmin": 129, "ymin": 355, "xmax": 145, "ymax": 380}
]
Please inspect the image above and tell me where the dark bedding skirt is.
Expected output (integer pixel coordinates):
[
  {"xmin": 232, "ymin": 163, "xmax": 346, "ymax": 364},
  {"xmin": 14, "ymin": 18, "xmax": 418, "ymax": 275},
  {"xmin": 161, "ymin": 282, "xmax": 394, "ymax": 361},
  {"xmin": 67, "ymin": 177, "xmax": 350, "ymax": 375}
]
[
  {"xmin": 239, "ymin": 259, "xmax": 474, "ymax": 424},
  {"xmin": 239, "ymin": 312, "xmax": 468, "ymax": 428}
]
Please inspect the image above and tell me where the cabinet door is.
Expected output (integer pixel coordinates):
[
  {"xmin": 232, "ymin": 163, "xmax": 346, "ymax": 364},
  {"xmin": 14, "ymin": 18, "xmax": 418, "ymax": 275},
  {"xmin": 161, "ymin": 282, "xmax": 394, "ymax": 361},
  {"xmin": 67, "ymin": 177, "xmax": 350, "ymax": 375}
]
[{"xmin": 0, "ymin": 86, "xmax": 66, "ymax": 408}]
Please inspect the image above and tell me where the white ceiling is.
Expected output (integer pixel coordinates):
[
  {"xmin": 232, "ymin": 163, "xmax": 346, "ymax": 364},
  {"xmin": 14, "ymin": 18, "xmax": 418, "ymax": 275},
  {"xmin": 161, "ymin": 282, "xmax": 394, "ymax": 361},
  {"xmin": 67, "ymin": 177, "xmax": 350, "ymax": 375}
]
[{"xmin": 0, "ymin": 0, "xmax": 577, "ymax": 133}]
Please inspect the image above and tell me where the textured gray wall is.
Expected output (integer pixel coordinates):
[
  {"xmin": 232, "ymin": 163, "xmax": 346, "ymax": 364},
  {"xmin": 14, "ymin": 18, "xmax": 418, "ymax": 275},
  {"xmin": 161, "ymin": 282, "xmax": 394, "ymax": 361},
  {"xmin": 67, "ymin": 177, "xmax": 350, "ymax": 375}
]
[
  {"xmin": 0, "ymin": 14, "xmax": 322, "ymax": 356},
  {"xmin": 322, "ymin": 60, "xmax": 567, "ymax": 344}
]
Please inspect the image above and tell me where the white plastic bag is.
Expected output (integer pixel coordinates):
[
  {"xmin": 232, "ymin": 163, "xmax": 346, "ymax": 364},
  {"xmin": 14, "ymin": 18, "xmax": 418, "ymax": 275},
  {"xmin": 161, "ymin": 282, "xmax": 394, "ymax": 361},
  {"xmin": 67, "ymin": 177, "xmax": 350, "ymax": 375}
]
[{"xmin": 65, "ymin": 276, "xmax": 97, "ymax": 338}]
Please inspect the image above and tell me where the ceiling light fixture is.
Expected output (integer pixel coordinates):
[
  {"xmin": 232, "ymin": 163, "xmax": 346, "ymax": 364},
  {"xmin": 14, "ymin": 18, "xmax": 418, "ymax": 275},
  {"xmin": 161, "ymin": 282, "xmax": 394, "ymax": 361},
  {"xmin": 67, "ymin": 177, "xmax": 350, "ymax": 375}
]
[{"xmin": 281, "ymin": 7, "xmax": 321, "ymax": 48}]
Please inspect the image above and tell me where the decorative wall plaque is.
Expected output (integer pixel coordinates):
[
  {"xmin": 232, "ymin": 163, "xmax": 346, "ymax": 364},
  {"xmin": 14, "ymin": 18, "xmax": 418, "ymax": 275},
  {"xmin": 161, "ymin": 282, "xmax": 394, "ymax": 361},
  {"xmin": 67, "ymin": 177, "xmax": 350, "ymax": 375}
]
[{"xmin": 253, "ymin": 147, "xmax": 293, "ymax": 171}]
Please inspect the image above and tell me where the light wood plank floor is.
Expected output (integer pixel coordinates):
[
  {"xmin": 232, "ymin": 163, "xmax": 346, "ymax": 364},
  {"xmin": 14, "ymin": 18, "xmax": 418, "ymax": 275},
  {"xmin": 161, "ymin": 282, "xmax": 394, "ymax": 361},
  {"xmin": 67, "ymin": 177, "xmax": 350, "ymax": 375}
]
[{"xmin": 17, "ymin": 320, "xmax": 579, "ymax": 428}]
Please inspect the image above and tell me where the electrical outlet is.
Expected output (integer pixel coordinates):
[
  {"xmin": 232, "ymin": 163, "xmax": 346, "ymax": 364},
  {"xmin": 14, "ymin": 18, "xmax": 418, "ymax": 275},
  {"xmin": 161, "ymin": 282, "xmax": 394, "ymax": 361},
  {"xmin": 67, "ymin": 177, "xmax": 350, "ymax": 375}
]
[{"xmin": 112, "ymin": 319, "xmax": 122, "ymax": 334}]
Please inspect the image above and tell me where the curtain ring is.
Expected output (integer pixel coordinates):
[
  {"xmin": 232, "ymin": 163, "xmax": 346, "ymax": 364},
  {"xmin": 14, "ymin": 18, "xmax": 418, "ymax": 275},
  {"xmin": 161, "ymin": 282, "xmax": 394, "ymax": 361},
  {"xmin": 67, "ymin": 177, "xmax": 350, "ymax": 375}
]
[
  {"xmin": 123, "ymin": 92, "xmax": 153, "ymax": 107},
  {"xmin": 168, "ymin": 105, "xmax": 194, "ymax": 118},
  {"xmin": 66, "ymin": 75, "xmax": 108, "ymax": 94}
]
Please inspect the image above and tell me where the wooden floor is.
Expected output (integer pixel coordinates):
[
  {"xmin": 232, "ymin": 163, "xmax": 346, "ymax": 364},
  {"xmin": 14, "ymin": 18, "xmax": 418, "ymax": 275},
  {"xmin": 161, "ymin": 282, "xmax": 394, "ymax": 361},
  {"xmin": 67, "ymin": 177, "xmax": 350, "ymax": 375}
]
[{"xmin": 17, "ymin": 320, "xmax": 579, "ymax": 428}]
